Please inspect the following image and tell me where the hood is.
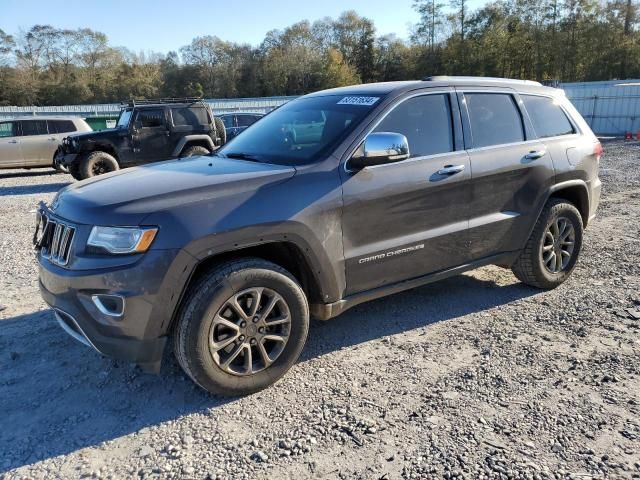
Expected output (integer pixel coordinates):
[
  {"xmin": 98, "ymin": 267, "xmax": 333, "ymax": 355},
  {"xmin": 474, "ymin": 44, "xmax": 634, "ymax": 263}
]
[
  {"xmin": 52, "ymin": 155, "xmax": 296, "ymax": 225},
  {"xmin": 68, "ymin": 128, "xmax": 121, "ymax": 142}
]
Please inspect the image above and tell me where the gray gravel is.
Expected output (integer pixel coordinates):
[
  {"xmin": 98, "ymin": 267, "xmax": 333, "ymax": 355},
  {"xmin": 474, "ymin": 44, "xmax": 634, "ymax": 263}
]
[{"xmin": 1, "ymin": 141, "xmax": 640, "ymax": 480}]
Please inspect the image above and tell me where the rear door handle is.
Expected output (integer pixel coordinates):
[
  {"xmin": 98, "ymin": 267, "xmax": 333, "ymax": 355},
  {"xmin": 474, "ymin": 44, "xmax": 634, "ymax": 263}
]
[
  {"xmin": 437, "ymin": 164, "xmax": 465, "ymax": 175},
  {"xmin": 8, "ymin": 139, "xmax": 17, "ymax": 144},
  {"xmin": 525, "ymin": 150, "xmax": 547, "ymax": 160}
]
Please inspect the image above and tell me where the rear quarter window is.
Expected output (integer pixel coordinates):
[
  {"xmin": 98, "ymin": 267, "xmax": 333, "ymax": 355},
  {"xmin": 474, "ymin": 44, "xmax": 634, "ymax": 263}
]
[
  {"xmin": 466, "ymin": 93, "xmax": 524, "ymax": 148},
  {"xmin": 171, "ymin": 107, "xmax": 209, "ymax": 126},
  {"xmin": 522, "ymin": 95, "xmax": 575, "ymax": 138}
]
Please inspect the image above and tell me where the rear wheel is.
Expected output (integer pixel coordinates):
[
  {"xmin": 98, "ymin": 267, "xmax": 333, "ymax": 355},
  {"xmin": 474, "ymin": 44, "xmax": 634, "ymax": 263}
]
[
  {"xmin": 174, "ymin": 258, "xmax": 309, "ymax": 396},
  {"xmin": 79, "ymin": 151, "xmax": 119, "ymax": 179},
  {"xmin": 180, "ymin": 145, "xmax": 211, "ymax": 157},
  {"xmin": 511, "ymin": 199, "xmax": 583, "ymax": 289}
]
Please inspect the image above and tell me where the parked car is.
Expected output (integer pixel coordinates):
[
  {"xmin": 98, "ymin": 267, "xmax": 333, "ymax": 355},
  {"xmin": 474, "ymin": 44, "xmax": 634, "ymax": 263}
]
[
  {"xmin": 36, "ymin": 77, "xmax": 602, "ymax": 396},
  {"xmin": 0, "ymin": 117, "xmax": 91, "ymax": 171},
  {"xmin": 218, "ymin": 112, "xmax": 263, "ymax": 140},
  {"xmin": 55, "ymin": 98, "xmax": 227, "ymax": 180}
]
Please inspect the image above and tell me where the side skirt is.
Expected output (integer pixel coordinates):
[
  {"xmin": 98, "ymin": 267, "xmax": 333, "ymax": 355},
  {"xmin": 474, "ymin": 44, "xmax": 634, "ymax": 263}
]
[{"xmin": 310, "ymin": 251, "xmax": 520, "ymax": 321}]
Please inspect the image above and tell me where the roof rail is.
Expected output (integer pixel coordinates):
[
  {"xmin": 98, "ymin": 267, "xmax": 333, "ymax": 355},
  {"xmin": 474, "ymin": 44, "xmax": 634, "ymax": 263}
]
[
  {"xmin": 423, "ymin": 76, "xmax": 542, "ymax": 86},
  {"xmin": 121, "ymin": 97, "xmax": 205, "ymax": 108}
]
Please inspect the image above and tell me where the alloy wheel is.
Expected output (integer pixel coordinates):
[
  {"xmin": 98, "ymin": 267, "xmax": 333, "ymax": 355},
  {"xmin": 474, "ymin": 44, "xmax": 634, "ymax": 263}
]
[
  {"xmin": 209, "ymin": 287, "xmax": 291, "ymax": 376},
  {"xmin": 541, "ymin": 216, "xmax": 575, "ymax": 273}
]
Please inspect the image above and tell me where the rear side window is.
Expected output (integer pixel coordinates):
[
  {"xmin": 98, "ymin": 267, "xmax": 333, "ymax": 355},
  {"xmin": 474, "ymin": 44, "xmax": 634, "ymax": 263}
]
[
  {"xmin": 466, "ymin": 93, "xmax": 524, "ymax": 148},
  {"xmin": 237, "ymin": 115, "xmax": 258, "ymax": 127},
  {"xmin": 0, "ymin": 121, "xmax": 18, "ymax": 137},
  {"xmin": 136, "ymin": 109, "xmax": 165, "ymax": 128},
  {"xmin": 48, "ymin": 120, "xmax": 76, "ymax": 134},
  {"xmin": 522, "ymin": 95, "xmax": 575, "ymax": 138},
  {"xmin": 20, "ymin": 120, "xmax": 48, "ymax": 136},
  {"xmin": 373, "ymin": 94, "xmax": 454, "ymax": 157},
  {"xmin": 171, "ymin": 107, "xmax": 209, "ymax": 126}
]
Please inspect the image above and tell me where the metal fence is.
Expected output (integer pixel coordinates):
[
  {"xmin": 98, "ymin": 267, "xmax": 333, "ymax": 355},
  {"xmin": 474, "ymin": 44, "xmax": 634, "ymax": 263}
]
[
  {"xmin": 561, "ymin": 79, "xmax": 640, "ymax": 136},
  {"xmin": 0, "ymin": 96, "xmax": 298, "ymax": 119},
  {"xmin": 1, "ymin": 81, "xmax": 638, "ymax": 136}
]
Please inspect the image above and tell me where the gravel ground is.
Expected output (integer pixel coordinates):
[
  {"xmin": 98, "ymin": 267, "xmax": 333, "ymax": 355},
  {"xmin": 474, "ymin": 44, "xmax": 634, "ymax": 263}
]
[{"xmin": 1, "ymin": 141, "xmax": 639, "ymax": 480}]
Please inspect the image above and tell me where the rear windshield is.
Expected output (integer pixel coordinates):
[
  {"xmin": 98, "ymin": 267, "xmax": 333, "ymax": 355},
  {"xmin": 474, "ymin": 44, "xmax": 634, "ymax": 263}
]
[{"xmin": 217, "ymin": 94, "xmax": 384, "ymax": 165}]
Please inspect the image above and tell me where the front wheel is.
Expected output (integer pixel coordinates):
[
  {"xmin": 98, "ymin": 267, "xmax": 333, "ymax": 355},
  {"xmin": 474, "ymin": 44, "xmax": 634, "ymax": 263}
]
[
  {"xmin": 512, "ymin": 199, "xmax": 583, "ymax": 289},
  {"xmin": 173, "ymin": 258, "xmax": 309, "ymax": 396},
  {"xmin": 79, "ymin": 151, "xmax": 119, "ymax": 179}
]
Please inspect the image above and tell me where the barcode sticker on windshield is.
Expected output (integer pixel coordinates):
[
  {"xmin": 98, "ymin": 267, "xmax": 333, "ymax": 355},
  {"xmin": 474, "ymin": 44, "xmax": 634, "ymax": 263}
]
[{"xmin": 337, "ymin": 96, "xmax": 380, "ymax": 106}]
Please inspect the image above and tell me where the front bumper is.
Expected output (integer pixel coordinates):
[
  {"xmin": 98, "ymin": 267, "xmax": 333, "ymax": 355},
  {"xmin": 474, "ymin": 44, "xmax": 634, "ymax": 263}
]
[
  {"xmin": 38, "ymin": 249, "xmax": 181, "ymax": 372},
  {"xmin": 54, "ymin": 151, "xmax": 78, "ymax": 167}
]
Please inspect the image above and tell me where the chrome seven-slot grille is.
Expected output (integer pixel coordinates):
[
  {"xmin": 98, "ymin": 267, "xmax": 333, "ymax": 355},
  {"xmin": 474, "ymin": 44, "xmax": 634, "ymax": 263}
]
[{"xmin": 38, "ymin": 213, "xmax": 76, "ymax": 266}]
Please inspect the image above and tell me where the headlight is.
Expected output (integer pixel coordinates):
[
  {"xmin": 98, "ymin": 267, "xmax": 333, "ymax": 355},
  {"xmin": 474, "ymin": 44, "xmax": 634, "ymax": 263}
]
[{"xmin": 87, "ymin": 226, "xmax": 158, "ymax": 254}]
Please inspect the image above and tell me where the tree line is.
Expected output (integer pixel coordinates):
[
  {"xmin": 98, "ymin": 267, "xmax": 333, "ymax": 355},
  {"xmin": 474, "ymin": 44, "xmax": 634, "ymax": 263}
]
[{"xmin": 0, "ymin": 0, "xmax": 637, "ymax": 106}]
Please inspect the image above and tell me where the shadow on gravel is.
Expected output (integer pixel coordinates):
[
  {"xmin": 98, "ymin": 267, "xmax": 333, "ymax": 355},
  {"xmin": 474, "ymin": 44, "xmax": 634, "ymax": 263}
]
[
  {"xmin": 0, "ymin": 169, "xmax": 59, "ymax": 180},
  {"xmin": 0, "ymin": 182, "xmax": 70, "ymax": 196},
  {"xmin": 301, "ymin": 273, "xmax": 538, "ymax": 361},
  {"xmin": 0, "ymin": 274, "xmax": 537, "ymax": 472}
]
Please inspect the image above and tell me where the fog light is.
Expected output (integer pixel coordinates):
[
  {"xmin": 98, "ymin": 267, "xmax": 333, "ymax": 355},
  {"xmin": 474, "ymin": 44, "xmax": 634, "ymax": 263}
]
[{"xmin": 92, "ymin": 294, "xmax": 125, "ymax": 317}]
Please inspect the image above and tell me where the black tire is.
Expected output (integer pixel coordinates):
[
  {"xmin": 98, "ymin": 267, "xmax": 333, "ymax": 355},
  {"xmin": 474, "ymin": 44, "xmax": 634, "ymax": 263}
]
[
  {"xmin": 174, "ymin": 258, "xmax": 309, "ymax": 396},
  {"xmin": 180, "ymin": 145, "xmax": 211, "ymax": 157},
  {"xmin": 512, "ymin": 198, "xmax": 583, "ymax": 289},
  {"xmin": 214, "ymin": 116, "xmax": 227, "ymax": 146},
  {"xmin": 79, "ymin": 151, "xmax": 119, "ymax": 179}
]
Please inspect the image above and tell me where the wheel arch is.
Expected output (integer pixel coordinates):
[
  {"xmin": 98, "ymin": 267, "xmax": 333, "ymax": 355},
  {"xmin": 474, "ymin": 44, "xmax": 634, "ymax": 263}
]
[
  {"xmin": 163, "ymin": 240, "xmax": 326, "ymax": 336},
  {"xmin": 81, "ymin": 143, "xmax": 120, "ymax": 163},
  {"xmin": 548, "ymin": 180, "xmax": 590, "ymax": 227},
  {"xmin": 172, "ymin": 135, "xmax": 215, "ymax": 157}
]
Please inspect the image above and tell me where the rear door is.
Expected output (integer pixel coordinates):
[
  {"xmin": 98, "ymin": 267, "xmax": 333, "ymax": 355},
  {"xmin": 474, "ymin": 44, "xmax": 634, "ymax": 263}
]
[
  {"xmin": 341, "ymin": 90, "xmax": 471, "ymax": 295},
  {"xmin": 18, "ymin": 120, "xmax": 50, "ymax": 166},
  {"xmin": 0, "ymin": 121, "xmax": 23, "ymax": 168},
  {"xmin": 132, "ymin": 108, "xmax": 172, "ymax": 162},
  {"xmin": 460, "ymin": 89, "xmax": 554, "ymax": 260}
]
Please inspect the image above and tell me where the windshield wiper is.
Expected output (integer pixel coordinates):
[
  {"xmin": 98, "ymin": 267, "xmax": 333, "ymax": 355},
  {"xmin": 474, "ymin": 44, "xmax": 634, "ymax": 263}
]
[{"xmin": 221, "ymin": 152, "xmax": 263, "ymax": 162}]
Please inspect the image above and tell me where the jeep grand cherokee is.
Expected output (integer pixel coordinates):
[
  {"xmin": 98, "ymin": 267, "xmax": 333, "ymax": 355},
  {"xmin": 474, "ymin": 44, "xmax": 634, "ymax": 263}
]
[{"xmin": 36, "ymin": 77, "xmax": 602, "ymax": 396}]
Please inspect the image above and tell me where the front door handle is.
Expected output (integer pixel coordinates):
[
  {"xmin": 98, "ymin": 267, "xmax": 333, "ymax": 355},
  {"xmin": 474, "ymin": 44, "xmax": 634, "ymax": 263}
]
[
  {"xmin": 8, "ymin": 139, "xmax": 17, "ymax": 144},
  {"xmin": 525, "ymin": 150, "xmax": 547, "ymax": 160},
  {"xmin": 437, "ymin": 164, "xmax": 466, "ymax": 175}
]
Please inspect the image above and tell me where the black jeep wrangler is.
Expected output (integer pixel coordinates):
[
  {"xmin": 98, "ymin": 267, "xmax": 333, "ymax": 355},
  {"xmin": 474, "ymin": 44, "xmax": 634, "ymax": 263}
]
[{"xmin": 55, "ymin": 98, "xmax": 226, "ymax": 180}]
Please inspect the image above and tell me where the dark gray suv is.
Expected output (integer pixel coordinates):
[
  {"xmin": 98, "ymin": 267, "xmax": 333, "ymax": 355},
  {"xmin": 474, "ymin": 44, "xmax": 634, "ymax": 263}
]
[{"xmin": 36, "ymin": 77, "xmax": 602, "ymax": 396}]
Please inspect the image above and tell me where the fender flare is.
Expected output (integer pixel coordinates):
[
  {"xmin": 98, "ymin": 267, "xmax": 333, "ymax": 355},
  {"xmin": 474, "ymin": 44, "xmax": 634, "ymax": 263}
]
[{"xmin": 172, "ymin": 135, "xmax": 215, "ymax": 157}]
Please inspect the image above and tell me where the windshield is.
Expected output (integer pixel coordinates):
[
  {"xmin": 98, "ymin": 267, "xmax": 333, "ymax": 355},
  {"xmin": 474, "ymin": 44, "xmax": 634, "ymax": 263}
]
[
  {"xmin": 117, "ymin": 109, "xmax": 132, "ymax": 128},
  {"xmin": 217, "ymin": 94, "xmax": 383, "ymax": 165}
]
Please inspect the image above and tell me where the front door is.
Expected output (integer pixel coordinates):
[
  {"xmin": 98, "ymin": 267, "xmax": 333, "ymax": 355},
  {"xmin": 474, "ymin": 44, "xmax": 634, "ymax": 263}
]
[
  {"xmin": 0, "ymin": 121, "xmax": 23, "ymax": 168},
  {"xmin": 341, "ymin": 92, "xmax": 471, "ymax": 296},
  {"xmin": 460, "ymin": 91, "xmax": 556, "ymax": 259},
  {"xmin": 132, "ymin": 108, "xmax": 172, "ymax": 163}
]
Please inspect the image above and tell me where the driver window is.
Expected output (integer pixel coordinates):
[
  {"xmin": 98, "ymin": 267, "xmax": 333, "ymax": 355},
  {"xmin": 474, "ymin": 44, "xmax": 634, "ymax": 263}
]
[
  {"xmin": 373, "ymin": 94, "xmax": 454, "ymax": 158},
  {"xmin": 136, "ymin": 109, "xmax": 165, "ymax": 129}
]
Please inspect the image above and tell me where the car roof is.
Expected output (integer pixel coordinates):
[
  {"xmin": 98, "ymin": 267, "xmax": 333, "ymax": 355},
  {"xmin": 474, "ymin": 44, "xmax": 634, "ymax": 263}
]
[
  {"xmin": 306, "ymin": 77, "xmax": 560, "ymax": 98},
  {"xmin": 1, "ymin": 116, "xmax": 86, "ymax": 122}
]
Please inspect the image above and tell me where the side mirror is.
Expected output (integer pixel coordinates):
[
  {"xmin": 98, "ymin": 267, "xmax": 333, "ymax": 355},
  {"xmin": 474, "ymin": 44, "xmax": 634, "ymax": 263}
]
[{"xmin": 350, "ymin": 132, "xmax": 410, "ymax": 169}]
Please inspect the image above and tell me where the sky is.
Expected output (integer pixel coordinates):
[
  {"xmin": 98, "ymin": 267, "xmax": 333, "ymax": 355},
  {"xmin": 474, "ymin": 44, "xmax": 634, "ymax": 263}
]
[{"xmin": 2, "ymin": 0, "xmax": 484, "ymax": 54}]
